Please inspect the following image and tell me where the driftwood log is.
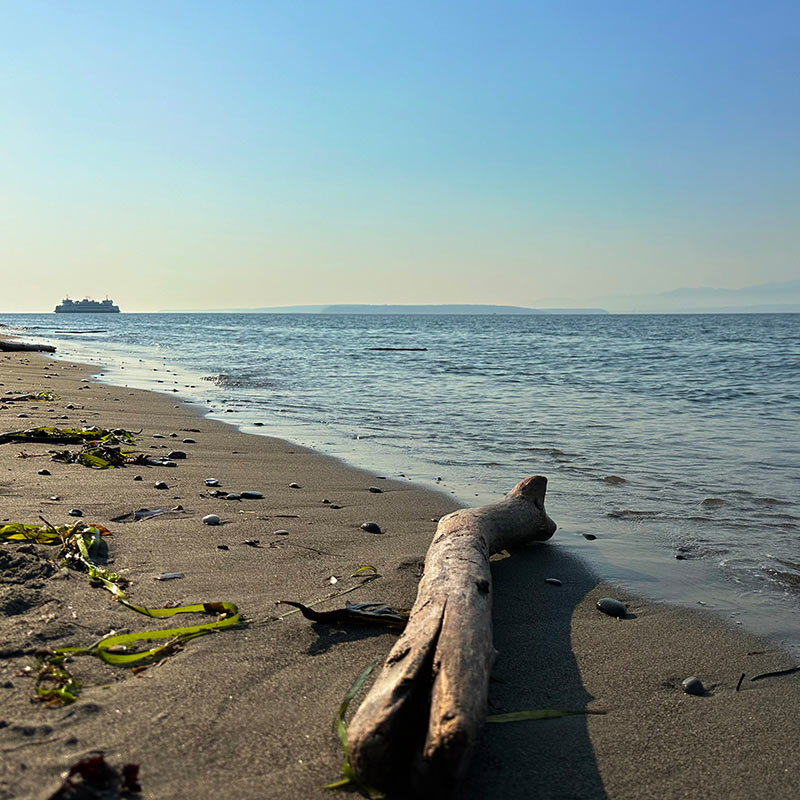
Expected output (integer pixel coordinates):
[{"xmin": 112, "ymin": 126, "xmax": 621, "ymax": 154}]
[
  {"xmin": 0, "ymin": 341, "xmax": 56, "ymax": 353},
  {"xmin": 347, "ymin": 475, "xmax": 557, "ymax": 797}
]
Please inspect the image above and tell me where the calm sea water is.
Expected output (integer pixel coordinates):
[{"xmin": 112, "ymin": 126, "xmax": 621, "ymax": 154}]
[{"xmin": 3, "ymin": 313, "xmax": 799, "ymax": 651}]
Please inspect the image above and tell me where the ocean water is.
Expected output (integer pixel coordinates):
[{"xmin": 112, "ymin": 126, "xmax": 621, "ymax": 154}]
[{"xmin": 3, "ymin": 312, "xmax": 799, "ymax": 651}]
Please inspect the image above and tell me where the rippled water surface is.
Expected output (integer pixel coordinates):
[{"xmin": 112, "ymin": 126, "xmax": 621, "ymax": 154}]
[{"xmin": 3, "ymin": 313, "xmax": 799, "ymax": 650}]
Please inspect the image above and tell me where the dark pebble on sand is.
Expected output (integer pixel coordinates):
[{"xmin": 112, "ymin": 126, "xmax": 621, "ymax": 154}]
[
  {"xmin": 68, "ymin": 509, "xmax": 83, "ymax": 517},
  {"xmin": 167, "ymin": 451, "xmax": 187, "ymax": 459},
  {"xmin": 582, "ymin": 533, "xmax": 597, "ymax": 540},
  {"xmin": 321, "ymin": 498, "xmax": 330, "ymax": 504},
  {"xmin": 274, "ymin": 529, "xmax": 290, "ymax": 536},
  {"xmin": 217, "ymin": 544, "xmax": 229, "ymax": 550},
  {"xmin": 329, "ymin": 504, "xmax": 342, "ymax": 509},
  {"xmin": 38, "ymin": 469, "xmax": 50, "ymax": 476},
  {"xmin": 154, "ymin": 481, "xmax": 169, "ymax": 490},
  {"xmin": 241, "ymin": 491, "xmax": 263, "ymax": 499},
  {"xmin": 253, "ymin": 422, "xmax": 264, "ymax": 426},
  {"xmin": 205, "ymin": 478, "xmax": 219, "ymax": 486},
  {"xmin": 226, "ymin": 493, "xmax": 241, "ymax": 501},
  {"xmin": 289, "ymin": 483, "xmax": 301, "ymax": 489},
  {"xmin": 182, "ymin": 438, "xmax": 196, "ymax": 444},
  {"xmin": 596, "ymin": 597, "xmax": 627, "ymax": 617},
  {"xmin": 682, "ymin": 676, "xmax": 705, "ymax": 695},
  {"xmin": 133, "ymin": 475, "xmax": 143, "ymax": 481},
  {"xmin": 360, "ymin": 522, "xmax": 382, "ymax": 534},
  {"xmin": 49, "ymin": 496, "xmax": 60, "ymax": 501},
  {"xmin": 153, "ymin": 434, "xmax": 165, "ymax": 439},
  {"xmin": 368, "ymin": 487, "xmax": 383, "ymax": 493}
]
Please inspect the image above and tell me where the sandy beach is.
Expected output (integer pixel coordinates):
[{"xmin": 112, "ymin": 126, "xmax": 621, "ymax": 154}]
[{"xmin": 2, "ymin": 343, "xmax": 799, "ymax": 800}]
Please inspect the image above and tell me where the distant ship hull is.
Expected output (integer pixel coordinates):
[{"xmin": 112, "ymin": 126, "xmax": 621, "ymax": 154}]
[{"xmin": 54, "ymin": 299, "xmax": 120, "ymax": 313}]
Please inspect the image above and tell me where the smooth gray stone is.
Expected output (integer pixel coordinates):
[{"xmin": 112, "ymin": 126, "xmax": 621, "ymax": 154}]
[
  {"xmin": 368, "ymin": 487, "xmax": 383, "ymax": 493},
  {"xmin": 153, "ymin": 434, "xmax": 165, "ymax": 439},
  {"xmin": 133, "ymin": 475, "xmax": 143, "ymax": 481},
  {"xmin": 203, "ymin": 514, "xmax": 221, "ymax": 526},
  {"xmin": 167, "ymin": 451, "xmax": 187, "ymax": 459},
  {"xmin": 182, "ymin": 438, "xmax": 196, "ymax": 443},
  {"xmin": 289, "ymin": 482, "xmax": 301, "ymax": 489},
  {"xmin": 274, "ymin": 529, "xmax": 290, "ymax": 536},
  {"xmin": 68, "ymin": 508, "xmax": 82, "ymax": 517},
  {"xmin": 596, "ymin": 597, "xmax": 627, "ymax": 618},
  {"xmin": 205, "ymin": 478, "xmax": 219, "ymax": 486},
  {"xmin": 241, "ymin": 491, "xmax": 263, "ymax": 499},
  {"xmin": 38, "ymin": 469, "xmax": 50, "ymax": 475},
  {"xmin": 154, "ymin": 481, "xmax": 169, "ymax": 490},
  {"xmin": 225, "ymin": 493, "xmax": 241, "ymax": 501}
]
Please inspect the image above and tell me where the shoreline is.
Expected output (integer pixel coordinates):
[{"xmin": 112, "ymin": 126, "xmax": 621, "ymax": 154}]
[{"xmin": 1, "ymin": 342, "xmax": 799, "ymax": 799}]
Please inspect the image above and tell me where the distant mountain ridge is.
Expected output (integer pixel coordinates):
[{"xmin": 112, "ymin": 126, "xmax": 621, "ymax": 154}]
[{"xmin": 161, "ymin": 304, "xmax": 609, "ymax": 315}]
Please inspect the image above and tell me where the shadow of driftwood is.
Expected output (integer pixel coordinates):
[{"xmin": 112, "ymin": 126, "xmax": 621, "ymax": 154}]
[
  {"xmin": 306, "ymin": 622, "xmax": 393, "ymax": 655},
  {"xmin": 463, "ymin": 543, "xmax": 607, "ymax": 799}
]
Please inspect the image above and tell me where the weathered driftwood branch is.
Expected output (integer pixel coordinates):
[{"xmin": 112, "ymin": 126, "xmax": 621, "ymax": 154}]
[
  {"xmin": 0, "ymin": 341, "xmax": 56, "ymax": 353},
  {"xmin": 347, "ymin": 475, "xmax": 557, "ymax": 797}
]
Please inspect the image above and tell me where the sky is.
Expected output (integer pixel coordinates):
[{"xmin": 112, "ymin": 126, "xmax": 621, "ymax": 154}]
[{"xmin": 1, "ymin": 0, "xmax": 798, "ymax": 312}]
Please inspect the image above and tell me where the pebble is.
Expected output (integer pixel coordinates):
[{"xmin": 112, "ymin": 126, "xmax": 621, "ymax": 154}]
[
  {"xmin": 160, "ymin": 460, "xmax": 178, "ymax": 468},
  {"xmin": 38, "ymin": 469, "xmax": 51, "ymax": 476},
  {"xmin": 182, "ymin": 438, "xmax": 196, "ymax": 444},
  {"xmin": 49, "ymin": 496, "xmax": 60, "ymax": 501},
  {"xmin": 167, "ymin": 451, "xmax": 187, "ymax": 459},
  {"xmin": 68, "ymin": 509, "xmax": 83, "ymax": 517},
  {"xmin": 240, "ymin": 491, "xmax": 263, "ymax": 499},
  {"xmin": 582, "ymin": 533, "xmax": 597, "ymax": 540},
  {"xmin": 203, "ymin": 514, "xmax": 221, "ymax": 526},
  {"xmin": 64, "ymin": 403, "xmax": 75, "ymax": 410},
  {"xmin": 217, "ymin": 544, "xmax": 229, "ymax": 550},
  {"xmin": 253, "ymin": 422, "xmax": 264, "ymax": 426},
  {"xmin": 289, "ymin": 482, "xmax": 301, "ymax": 489},
  {"xmin": 133, "ymin": 475, "xmax": 143, "ymax": 481},
  {"xmin": 368, "ymin": 487, "xmax": 383, "ymax": 493},
  {"xmin": 154, "ymin": 481, "xmax": 169, "ymax": 490},
  {"xmin": 155, "ymin": 572, "xmax": 184, "ymax": 581},
  {"xmin": 170, "ymin": 433, "xmax": 178, "ymax": 437},
  {"xmin": 596, "ymin": 597, "xmax": 627, "ymax": 618},
  {"xmin": 321, "ymin": 498, "xmax": 331, "ymax": 504},
  {"xmin": 360, "ymin": 521, "xmax": 382, "ymax": 534},
  {"xmin": 225, "ymin": 493, "xmax": 241, "ymax": 501},
  {"xmin": 274, "ymin": 529, "xmax": 290, "ymax": 536},
  {"xmin": 682, "ymin": 676, "xmax": 705, "ymax": 695},
  {"xmin": 153, "ymin": 434, "xmax": 165, "ymax": 439},
  {"xmin": 16, "ymin": 413, "xmax": 28, "ymax": 418},
  {"xmin": 329, "ymin": 504, "xmax": 342, "ymax": 509},
  {"xmin": 204, "ymin": 478, "xmax": 220, "ymax": 486},
  {"xmin": 544, "ymin": 577, "xmax": 563, "ymax": 586}
]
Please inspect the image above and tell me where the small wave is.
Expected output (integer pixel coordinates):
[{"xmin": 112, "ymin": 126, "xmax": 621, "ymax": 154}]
[
  {"xmin": 202, "ymin": 373, "xmax": 266, "ymax": 389},
  {"xmin": 607, "ymin": 509, "xmax": 660, "ymax": 520}
]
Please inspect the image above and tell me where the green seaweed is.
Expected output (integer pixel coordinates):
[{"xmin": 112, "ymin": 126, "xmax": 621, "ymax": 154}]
[{"xmin": 324, "ymin": 658, "xmax": 381, "ymax": 795}]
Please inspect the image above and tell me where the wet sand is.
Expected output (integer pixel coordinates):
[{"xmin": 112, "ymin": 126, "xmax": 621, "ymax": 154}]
[{"xmin": 1, "ymin": 344, "xmax": 799, "ymax": 799}]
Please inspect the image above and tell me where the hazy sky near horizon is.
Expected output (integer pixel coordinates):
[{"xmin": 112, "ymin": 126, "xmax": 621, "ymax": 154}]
[{"xmin": 1, "ymin": 0, "xmax": 798, "ymax": 312}]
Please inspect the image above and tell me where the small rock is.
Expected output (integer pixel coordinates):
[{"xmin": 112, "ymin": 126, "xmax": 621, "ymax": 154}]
[
  {"xmin": 682, "ymin": 676, "xmax": 705, "ymax": 695},
  {"xmin": 203, "ymin": 514, "xmax": 221, "ymax": 526},
  {"xmin": 167, "ymin": 451, "xmax": 187, "ymax": 459},
  {"xmin": 160, "ymin": 460, "xmax": 178, "ymax": 468},
  {"xmin": 596, "ymin": 597, "xmax": 627, "ymax": 618},
  {"xmin": 154, "ymin": 481, "xmax": 169, "ymax": 490},
  {"xmin": 289, "ymin": 482, "xmax": 301, "ymax": 489},
  {"xmin": 253, "ymin": 422, "xmax": 264, "ymax": 426},
  {"xmin": 603, "ymin": 475, "xmax": 626, "ymax": 485},
  {"xmin": 182, "ymin": 438, "xmax": 196, "ymax": 444},
  {"xmin": 171, "ymin": 505, "xmax": 184, "ymax": 511},
  {"xmin": 49, "ymin": 496, "xmax": 60, "ymax": 501},
  {"xmin": 153, "ymin": 434, "xmax": 165, "ymax": 439},
  {"xmin": 360, "ymin": 521, "xmax": 382, "ymax": 534},
  {"xmin": 170, "ymin": 433, "xmax": 178, "ymax": 437},
  {"xmin": 240, "ymin": 491, "xmax": 263, "ymax": 500},
  {"xmin": 16, "ymin": 413, "xmax": 28, "ymax": 418},
  {"xmin": 582, "ymin": 533, "xmax": 597, "ymax": 540},
  {"xmin": 544, "ymin": 577, "xmax": 562, "ymax": 586},
  {"xmin": 64, "ymin": 403, "xmax": 75, "ymax": 409},
  {"xmin": 368, "ymin": 487, "xmax": 383, "ymax": 494},
  {"xmin": 68, "ymin": 509, "xmax": 83, "ymax": 517},
  {"xmin": 329, "ymin": 504, "xmax": 342, "ymax": 509},
  {"xmin": 154, "ymin": 572, "xmax": 184, "ymax": 581},
  {"xmin": 204, "ymin": 478, "xmax": 220, "ymax": 486},
  {"xmin": 225, "ymin": 493, "xmax": 241, "ymax": 501},
  {"xmin": 133, "ymin": 475, "xmax": 143, "ymax": 481},
  {"xmin": 217, "ymin": 544, "xmax": 229, "ymax": 550},
  {"xmin": 274, "ymin": 529, "xmax": 290, "ymax": 536},
  {"xmin": 38, "ymin": 469, "xmax": 50, "ymax": 476},
  {"xmin": 321, "ymin": 498, "xmax": 330, "ymax": 504}
]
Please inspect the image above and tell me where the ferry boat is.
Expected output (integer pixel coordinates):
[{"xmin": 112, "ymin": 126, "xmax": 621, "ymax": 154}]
[{"xmin": 54, "ymin": 297, "xmax": 120, "ymax": 313}]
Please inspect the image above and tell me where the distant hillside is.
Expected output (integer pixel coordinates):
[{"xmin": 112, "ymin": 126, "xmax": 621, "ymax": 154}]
[
  {"xmin": 161, "ymin": 304, "xmax": 610, "ymax": 315},
  {"xmin": 600, "ymin": 279, "xmax": 800, "ymax": 313}
]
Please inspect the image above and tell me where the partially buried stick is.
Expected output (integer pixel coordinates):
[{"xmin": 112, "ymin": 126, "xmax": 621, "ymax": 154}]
[{"xmin": 347, "ymin": 475, "xmax": 557, "ymax": 798}]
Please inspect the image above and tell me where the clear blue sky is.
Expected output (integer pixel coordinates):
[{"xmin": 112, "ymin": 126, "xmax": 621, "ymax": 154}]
[{"xmin": 1, "ymin": 0, "xmax": 798, "ymax": 311}]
